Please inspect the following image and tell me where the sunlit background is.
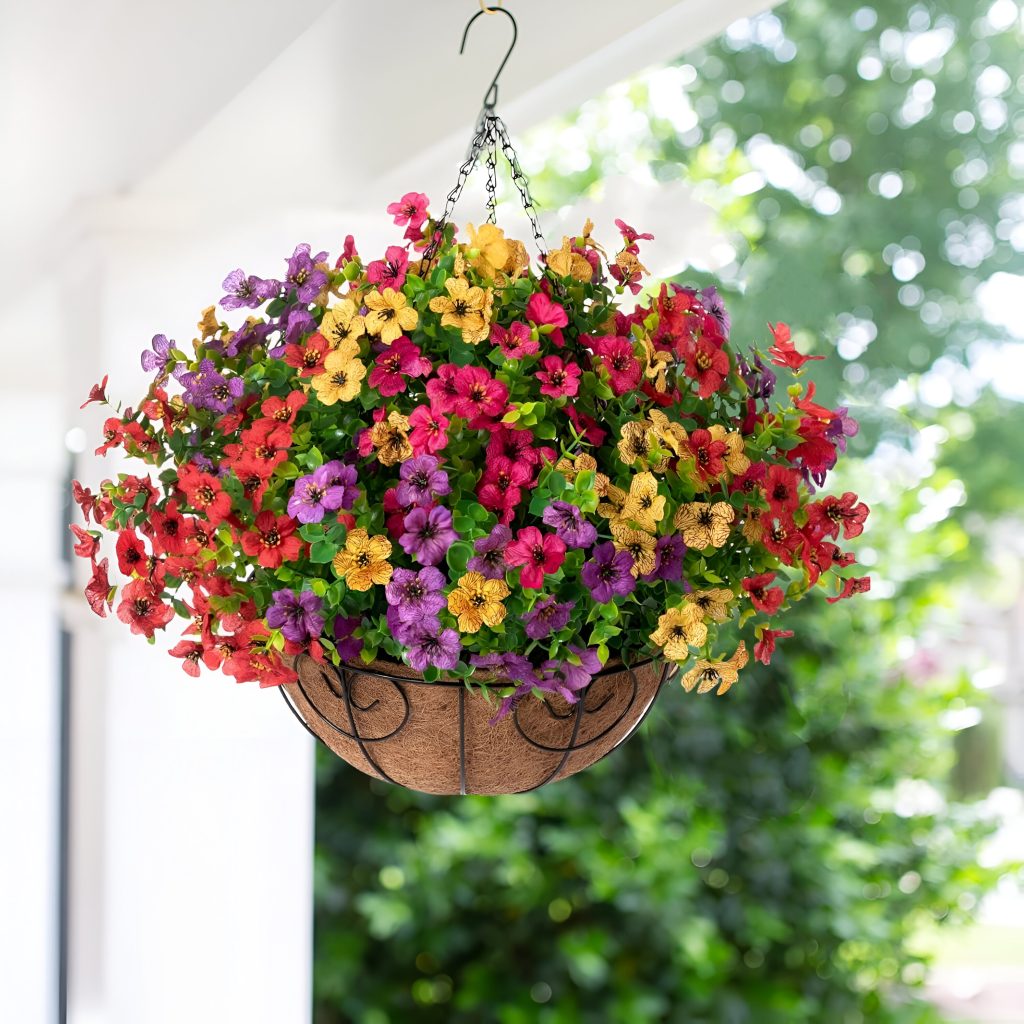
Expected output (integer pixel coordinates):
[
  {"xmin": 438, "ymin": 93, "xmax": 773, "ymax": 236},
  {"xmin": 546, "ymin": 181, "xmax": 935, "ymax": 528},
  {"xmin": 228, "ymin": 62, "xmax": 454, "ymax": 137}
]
[{"xmin": 2, "ymin": 1, "xmax": 1022, "ymax": 1022}]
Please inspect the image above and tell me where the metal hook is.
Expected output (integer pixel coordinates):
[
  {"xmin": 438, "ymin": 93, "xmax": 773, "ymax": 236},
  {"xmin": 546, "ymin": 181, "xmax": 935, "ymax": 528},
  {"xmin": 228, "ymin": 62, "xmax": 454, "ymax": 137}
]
[{"xmin": 459, "ymin": 4, "xmax": 518, "ymax": 112}]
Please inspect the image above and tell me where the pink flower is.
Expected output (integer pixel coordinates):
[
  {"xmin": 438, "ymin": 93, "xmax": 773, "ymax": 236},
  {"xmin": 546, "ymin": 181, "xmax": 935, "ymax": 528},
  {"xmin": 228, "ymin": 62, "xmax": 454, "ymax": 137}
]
[
  {"xmin": 526, "ymin": 292, "xmax": 569, "ymax": 347},
  {"xmin": 491, "ymin": 321, "xmax": 539, "ymax": 359},
  {"xmin": 614, "ymin": 219, "xmax": 654, "ymax": 246},
  {"xmin": 504, "ymin": 527, "xmax": 566, "ymax": 589},
  {"xmin": 592, "ymin": 335, "xmax": 642, "ymax": 395},
  {"xmin": 754, "ymin": 628, "xmax": 794, "ymax": 665},
  {"xmin": 366, "ymin": 245, "xmax": 409, "ymax": 291},
  {"xmin": 334, "ymin": 235, "xmax": 358, "ymax": 268},
  {"xmin": 453, "ymin": 366, "xmax": 508, "ymax": 427},
  {"xmin": 369, "ymin": 337, "xmax": 432, "ymax": 397},
  {"xmin": 478, "ymin": 456, "xmax": 532, "ymax": 524},
  {"xmin": 426, "ymin": 363, "xmax": 461, "ymax": 415},
  {"xmin": 409, "ymin": 404, "xmax": 450, "ymax": 455},
  {"xmin": 536, "ymin": 356, "xmax": 581, "ymax": 398},
  {"xmin": 386, "ymin": 192, "xmax": 429, "ymax": 230}
]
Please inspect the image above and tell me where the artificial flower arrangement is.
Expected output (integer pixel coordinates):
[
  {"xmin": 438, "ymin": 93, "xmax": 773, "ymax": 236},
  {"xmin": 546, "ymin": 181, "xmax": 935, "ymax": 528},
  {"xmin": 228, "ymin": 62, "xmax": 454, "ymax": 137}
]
[{"xmin": 72, "ymin": 191, "xmax": 870, "ymax": 722}]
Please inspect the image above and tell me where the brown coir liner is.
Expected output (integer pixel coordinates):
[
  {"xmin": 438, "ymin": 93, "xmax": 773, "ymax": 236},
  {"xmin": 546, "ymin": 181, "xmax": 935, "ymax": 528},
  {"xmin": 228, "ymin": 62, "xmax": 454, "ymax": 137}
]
[{"xmin": 283, "ymin": 655, "xmax": 667, "ymax": 795}]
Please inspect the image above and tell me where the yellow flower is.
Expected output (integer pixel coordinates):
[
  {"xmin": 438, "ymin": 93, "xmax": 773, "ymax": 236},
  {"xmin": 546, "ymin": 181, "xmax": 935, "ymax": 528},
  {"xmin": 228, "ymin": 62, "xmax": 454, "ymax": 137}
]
[
  {"xmin": 648, "ymin": 409, "xmax": 689, "ymax": 458},
  {"xmin": 674, "ymin": 501, "xmax": 734, "ymax": 549},
  {"xmin": 641, "ymin": 335, "xmax": 673, "ymax": 393},
  {"xmin": 614, "ymin": 249, "xmax": 647, "ymax": 284},
  {"xmin": 320, "ymin": 299, "xmax": 365, "ymax": 350},
  {"xmin": 447, "ymin": 572, "xmax": 510, "ymax": 633},
  {"xmin": 502, "ymin": 238, "xmax": 530, "ymax": 278},
  {"xmin": 197, "ymin": 305, "xmax": 221, "ymax": 340},
  {"xmin": 741, "ymin": 505, "xmax": 764, "ymax": 543},
  {"xmin": 686, "ymin": 588, "xmax": 734, "ymax": 623},
  {"xmin": 466, "ymin": 223, "xmax": 510, "ymax": 277},
  {"xmin": 617, "ymin": 420, "xmax": 656, "ymax": 467},
  {"xmin": 708, "ymin": 425, "xmax": 751, "ymax": 476},
  {"xmin": 680, "ymin": 643, "xmax": 749, "ymax": 695},
  {"xmin": 650, "ymin": 604, "xmax": 708, "ymax": 661},
  {"xmin": 596, "ymin": 483, "xmax": 628, "ymax": 523},
  {"xmin": 547, "ymin": 235, "xmax": 594, "ymax": 282},
  {"xmin": 332, "ymin": 529, "xmax": 393, "ymax": 591},
  {"xmin": 311, "ymin": 348, "xmax": 367, "ymax": 405},
  {"xmin": 370, "ymin": 410, "xmax": 413, "ymax": 466},
  {"xmin": 428, "ymin": 276, "xmax": 492, "ymax": 344},
  {"xmin": 364, "ymin": 288, "xmax": 418, "ymax": 344},
  {"xmin": 620, "ymin": 472, "xmax": 666, "ymax": 533},
  {"xmin": 611, "ymin": 522, "xmax": 657, "ymax": 577}
]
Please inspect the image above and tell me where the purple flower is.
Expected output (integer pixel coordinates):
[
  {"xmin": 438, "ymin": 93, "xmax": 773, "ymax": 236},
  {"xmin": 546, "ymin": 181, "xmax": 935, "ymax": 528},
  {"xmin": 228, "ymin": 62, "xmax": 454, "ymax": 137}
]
[
  {"xmin": 400, "ymin": 505, "xmax": 459, "ymax": 566},
  {"xmin": 737, "ymin": 349, "xmax": 776, "ymax": 401},
  {"xmin": 826, "ymin": 407, "xmax": 859, "ymax": 454},
  {"xmin": 523, "ymin": 596, "xmax": 574, "ymax": 640},
  {"xmin": 285, "ymin": 243, "xmax": 329, "ymax": 304},
  {"xmin": 320, "ymin": 461, "xmax": 359, "ymax": 509},
  {"xmin": 192, "ymin": 453, "xmax": 217, "ymax": 473},
  {"xmin": 332, "ymin": 615, "xmax": 363, "ymax": 662},
  {"xmin": 219, "ymin": 268, "xmax": 281, "ymax": 310},
  {"xmin": 217, "ymin": 317, "xmax": 274, "ymax": 357},
  {"xmin": 700, "ymin": 286, "xmax": 731, "ymax": 336},
  {"xmin": 396, "ymin": 456, "xmax": 451, "ymax": 507},
  {"xmin": 467, "ymin": 524, "xmax": 512, "ymax": 580},
  {"xmin": 385, "ymin": 566, "xmax": 447, "ymax": 623},
  {"xmin": 542, "ymin": 501, "xmax": 597, "ymax": 549},
  {"xmin": 287, "ymin": 463, "xmax": 353, "ymax": 524},
  {"xmin": 267, "ymin": 590, "xmax": 324, "ymax": 645},
  {"xmin": 580, "ymin": 542, "xmax": 636, "ymax": 602},
  {"xmin": 386, "ymin": 604, "xmax": 422, "ymax": 645},
  {"xmin": 642, "ymin": 534, "xmax": 686, "ymax": 583},
  {"xmin": 539, "ymin": 645, "xmax": 603, "ymax": 702},
  {"xmin": 174, "ymin": 358, "xmax": 245, "ymax": 413},
  {"xmin": 405, "ymin": 623, "xmax": 462, "ymax": 672},
  {"xmin": 141, "ymin": 334, "xmax": 173, "ymax": 377},
  {"xmin": 472, "ymin": 652, "xmax": 543, "ymax": 723}
]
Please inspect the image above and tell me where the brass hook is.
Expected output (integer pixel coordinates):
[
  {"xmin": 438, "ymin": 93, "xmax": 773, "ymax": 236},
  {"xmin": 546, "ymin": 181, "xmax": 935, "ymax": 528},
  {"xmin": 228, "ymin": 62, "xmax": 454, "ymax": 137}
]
[{"xmin": 460, "ymin": 4, "xmax": 518, "ymax": 111}]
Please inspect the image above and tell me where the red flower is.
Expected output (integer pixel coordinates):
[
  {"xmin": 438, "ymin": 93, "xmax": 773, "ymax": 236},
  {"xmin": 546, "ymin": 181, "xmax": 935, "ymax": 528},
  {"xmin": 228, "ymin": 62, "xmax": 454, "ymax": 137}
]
[
  {"xmin": 592, "ymin": 336, "xmax": 642, "ymax": 396},
  {"xmin": 564, "ymin": 404, "xmax": 607, "ymax": 446},
  {"xmin": 505, "ymin": 527, "xmax": 565, "ymax": 589},
  {"xmin": 754, "ymin": 627, "xmax": 794, "ymax": 665},
  {"xmin": 148, "ymin": 501, "xmax": 195, "ymax": 557},
  {"xmin": 177, "ymin": 463, "xmax": 232, "ymax": 525},
  {"xmin": 84, "ymin": 558, "xmax": 114, "ymax": 618},
  {"xmin": 383, "ymin": 487, "xmax": 422, "ymax": 539},
  {"xmin": 742, "ymin": 572, "xmax": 785, "ymax": 616},
  {"xmin": 453, "ymin": 366, "xmax": 508, "ymax": 427},
  {"xmin": 236, "ymin": 418, "xmax": 291, "ymax": 478},
  {"xmin": 805, "ymin": 492, "xmax": 870, "ymax": 541},
  {"xmin": 425, "ymin": 363, "xmax": 461, "ymax": 415},
  {"xmin": 408, "ymin": 404, "xmax": 450, "ymax": 455},
  {"xmin": 80, "ymin": 375, "xmax": 109, "ymax": 409},
  {"xmin": 169, "ymin": 640, "xmax": 205, "ymax": 678},
  {"xmin": 261, "ymin": 390, "xmax": 307, "ymax": 425},
  {"xmin": 826, "ymin": 575, "xmax": 871, "ymax": 603},
  {"xmin": 70, "ymin": 524, "xmax": 100, "ymax": 560},
  {"xmin": 763, "ymin": 464, "xmax": 801, "ymax": 514},
  {"xmin": 95, "ymin": 417, "xmax": 124, "ymax": 456},
  {"xmin": 116, "ymin": 578, "xmax": 174, "ymax": 638},
  {"xmin": 760, "ymin": 514, "xmax": 801, "ymax": 565},
  {"xmin": 536, "ymin": 356, "xmax": 581, "ymax": 398},
  {"xmin": 793, "ymin": 381, "xmax": 835, "ymax": 422},
  {"xmin": 116, "ymin": 528, "xmax": 149, "ymax": 577},
  {"xmin": 766, "ymin": 322, "xmax": 824, "ymax": 371},
  {"xmin": 230, "ymin": 459, "xmax": 271, "ymax": 510},
  {"xmin": 787, "ymin": 417, "xmax": 838, "ymax": 485},
  {"xmin": 681, "ymin": 336, "xmax": 729, "ymax": 399},
  {"xmin": 687, "ymin": 428, "xmax": 728, "ymax": 483},
  {"xmin": 335, "ymin": 234, "xmax": 358, "ymax": 268},
  {"xmin": 239, "ymin": 511, "xmax": 301, "ymax": 568},
  {"xmin": 282, "ymin": 331, "xmax": 329, "ymax": 377},
  {"xmin": 614, "ymin": 219, "xmax": 654, "ymax": 245},
  {"xmin": 221, "ymin": 622, "xmax": 296, "ymax": 687},
  {"xmin": 72, "ymin": 480, "xmax": 99, "ymax": 524},
  {"xmin": 478, "ymin": 456, "xmax": 532, "ymax": 524},
  {"xmin": 366, "ymin": 245, "xmax": 410, "ymax": 291},
  {"xmin": 369, "ymin": 337, "xmax": 432, "ymax": 397},
  {"xmin": 730, "ymin": 461, "xmax": 767, "ymax": 497}
]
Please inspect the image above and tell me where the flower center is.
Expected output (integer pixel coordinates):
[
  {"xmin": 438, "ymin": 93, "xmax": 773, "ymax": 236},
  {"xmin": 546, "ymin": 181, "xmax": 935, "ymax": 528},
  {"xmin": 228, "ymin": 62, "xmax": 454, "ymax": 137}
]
[
  {"xmin": 698, "ymin": 510, "xmax": 713, "ymax": 527},
  {"xmin": 696, "ymin": 352, "xmax": 712, "ymax": 371},
  {"xmin": 332, "ymin": 370, "xmax": 348, "ymax": 387},
  {"xmin": 471, "ymin": 594, "xmax": 487, "ymax": 607},
  {"xmin": 265, "ymin": 527, "xmax": 280, "ymax": 547},
  {"xmin": 356, "ymin": 551, "xmax": 371, "ymax": 567}
]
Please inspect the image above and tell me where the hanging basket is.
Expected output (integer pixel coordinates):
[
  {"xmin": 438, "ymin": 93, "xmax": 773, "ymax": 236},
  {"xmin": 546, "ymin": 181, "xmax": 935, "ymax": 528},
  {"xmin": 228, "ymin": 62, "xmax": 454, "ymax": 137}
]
[{"xmin": 282, "ymin": 656, "xmax": 669, "ymax": 795}]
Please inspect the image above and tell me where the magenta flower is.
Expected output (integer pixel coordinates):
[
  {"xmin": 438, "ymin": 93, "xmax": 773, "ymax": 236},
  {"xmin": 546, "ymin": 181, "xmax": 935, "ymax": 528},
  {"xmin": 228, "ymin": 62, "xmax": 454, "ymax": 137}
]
[
  {"xmin": 400, "ymin": 505, "xmax": 459, "ymax": 566},
  {"xmin": 536, "ymin": 356, "xmax": 581, "ymax": 398},
  {"xmin": 385, "ymin": 566, "xmax": 447, "ymax": 623},
  {"xmin": 526, "ymin": 292, "xmax": 568, "ymax": 347},
  {"xmin": 369, "ymin": 337, "xmax": 432, "ymax": 397},
  {"xmin": 490, "ymin": 321, "xmax": 539, "ymax": 359},
  {"xmin": 580, "ymin": 542, "xmax": 636, "ymax": 602},
  {"xmin": 541, "ymin": 501, "xmax": 597, "ymax": 549},
  {"xmin": 408, "ymin": 404, "xmax": 450, "ymax": 455},
  {"xmin": 524, "ymin": 596, "xmax": 574, "ymax": 640},
  {"xmin": 332, "ymin": 615, "xmax": 363, "ymax": 661},
  {"xmin": 467, "ymin": 524, "xmax": 512, "ymax": 580},
  {"xmin": 396, "ymin": 455, "xmax": 450, "ymax": 507},
  {"xmin": 453, "ymin": 366, "xmax": 509, "ymax": 426},
  {"xmin": 425, "ymin": 363, "xmax": 461, "ymax": 415},
  {"xmin": 386, "ymin": 192, "xmax": 430, "ymax": 231},
  {"xmin": 219, "ymin": 269, "xmax": 280, "ymax": 310},
  {"xmin": 267, "ymin": 590, "xmax": 324, "ymax": 645},
  {"xmin": 592, "ymin": 335, "xmax": 642, "ymax": 395},
  {"xmin": 366, "ymin": 245, "xmax": 410, "ymax": 292},
  {"xmin": 505, "ymin": 527, "xmax": 566, "ymax": 589}
]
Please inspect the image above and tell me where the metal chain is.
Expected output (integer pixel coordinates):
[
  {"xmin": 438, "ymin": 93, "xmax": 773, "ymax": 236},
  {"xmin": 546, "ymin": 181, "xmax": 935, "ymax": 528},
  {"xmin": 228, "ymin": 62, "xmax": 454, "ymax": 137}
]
[{"xmin": 422, "ymin": 114, "xmax": 549, "ymax": 267}]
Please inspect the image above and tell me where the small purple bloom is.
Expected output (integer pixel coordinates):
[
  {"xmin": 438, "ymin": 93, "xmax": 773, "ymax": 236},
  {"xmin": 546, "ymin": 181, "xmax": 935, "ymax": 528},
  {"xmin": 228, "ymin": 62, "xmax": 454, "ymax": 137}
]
[
  {"xmin": 542, "ymin": 501, "xmax": 597, "ymax": 549},
  {"xmin": 219, "ymin": 268, "xmax": 281, "ymax": 310},
  {"xmin": 826, "ymin": 407, "xmax": 859, "ymax": 454},
  {"xmin": 287, "ymin": 463, "xmax": 353, "ymax": 524},
  {"xmin": 321, "ymin": 461, "xmax": 359, "ymax": 510},
  {"xmin": 396, "ymin": 455, "xmax": 451, "ymax": 507},
  {"xmin": 192, "ymin": 453, "xmax": 217, "ymax": 473},
  {"xmin": 580, "ymin": 542, "xmax": 636, "ymax": 602},
  {"xmin": 467, "ymin": 524, "xmax": 512, "ymax": 580},
  {"xmin": 285, "ymin": 243, "xmax": 329, "ymax": 304},
  {"xmin": 175, "ymin": 358, "xmax": 245, "ymax": 413},
  {"xmin": 385, "ymin": 566, "xmax": 447, "ymax": 623},
  {"xmin": 523, "ymin": 596, "xmax": 575, "ymax": 640},
  {"xmin": 218, "ymin": 317, "xmax": 274, "ymax": 357},
  {"xmin": 332, "ymin": 615, "xmax": 363, "ymax": 662},
  {"xmin": 472, "ymin": 652, "xmax": 543, "ymax": 723},
  {"xmin": 642, "ymin": 534, "xmax": 687, "ymax": 583},
  {"xmin": 737, "ymin": 349, "xmax": 776, "ymax": 401},
  {"xmin": 405, "ymin": 623, "xmax": 462, "ymax": 672},
  {"xmin": 141, "ymin": 334, "xmax": 173, "ymax": 377},
  {"xmin": 700, "ymin": 286, "xmax": 731, "ymax": 336},
  {"xmin": 267, "ymin": 590, "xmax": 324, "ymax": 645},
  {"xmin": 400, "ymin": 505, "xmax": 459, "ymax": 566},
  {"xmin": 539, "ymin": 645, "xmax": 603, "ymax": 702}
]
